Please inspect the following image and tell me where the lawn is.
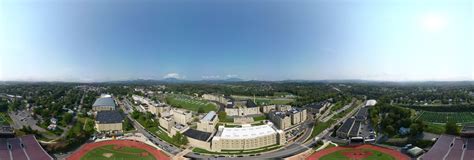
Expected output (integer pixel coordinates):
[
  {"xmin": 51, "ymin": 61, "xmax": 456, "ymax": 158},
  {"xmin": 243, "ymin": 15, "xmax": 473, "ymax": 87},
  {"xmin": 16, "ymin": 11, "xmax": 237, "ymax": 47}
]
[
  {"xmin": 253, "ymin": 115, "xmax": 266, "ymax": 121},
  {"xmin": 81, "ymin": 145, "xmax": 155, "ymax": 160},
  {"xmin": 425, "ymin": 123, "xmax": 446, "ymax": 134},
  {"xmin": 231, "ymin": 95, "xmax": 294, "ymax": 105},
  {"xmin": 166, "ymin": 95, "xmax": 217, "ymax": 112},
  {"xmin": 319, "ymin": 149, "xmax": 396, "ymax": 160},
  {"xmin": 310, "ymin": 119, "xmax": 336, "ymax": 139},
  {"xmin": 416, "ymin": 111, "xmax": 474, "ymax": 123}
]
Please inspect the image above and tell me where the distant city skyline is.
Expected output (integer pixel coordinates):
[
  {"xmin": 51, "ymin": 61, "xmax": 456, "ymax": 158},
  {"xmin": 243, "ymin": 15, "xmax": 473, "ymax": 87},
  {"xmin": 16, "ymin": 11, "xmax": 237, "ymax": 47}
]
[{"xmin": 1, "ymin": 0, "xmax": 473, "ymax": 82}]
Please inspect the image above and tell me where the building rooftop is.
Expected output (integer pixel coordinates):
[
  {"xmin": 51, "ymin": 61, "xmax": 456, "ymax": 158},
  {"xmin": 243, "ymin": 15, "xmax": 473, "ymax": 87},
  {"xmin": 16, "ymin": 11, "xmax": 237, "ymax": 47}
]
[
  {"xmin": 202, "ymin": 111, "xmax": 217, "ymax": 122},
  {"xmin": 183, "ymin": 129, "xmax": 212, "ymax": 141},
  {"xmin": 215, "ymin": 123, "xmax": 279, "ymax": 140},
  {"xmin": 93, "ymin": 96, "xmax": 116, "ymax": 107},
  {"xmin": 96, "ymin": 111, "xmax": 124, "ymax": 124}
]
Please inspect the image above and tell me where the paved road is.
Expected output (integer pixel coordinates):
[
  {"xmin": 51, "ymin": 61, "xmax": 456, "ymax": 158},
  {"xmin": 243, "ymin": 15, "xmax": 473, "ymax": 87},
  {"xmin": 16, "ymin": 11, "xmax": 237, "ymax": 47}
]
[{"xmin": 120, "ymin": 98, "xmax": 183, "ymax": 155}]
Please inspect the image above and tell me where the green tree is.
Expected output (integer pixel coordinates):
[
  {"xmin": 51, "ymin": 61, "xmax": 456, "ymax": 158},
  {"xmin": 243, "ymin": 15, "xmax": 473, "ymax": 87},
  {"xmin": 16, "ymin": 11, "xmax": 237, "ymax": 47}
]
[
  {"xmin": 123, "ymin": 117, "xmax": 134, "ymax": 131},
  {"xmin": 218, "ymin": 111, "xmax": 227, "ymax": 121},
  {"xmin": 173, "ymin": 132, "xmax": 189, "ymax": 145},
  {"xmin": 62, "ymin": 113, "xmax": 73, "ymax": 125},
  {"xmin": 445, "ymin": 120, "xmax": 459, "ymax": 135}
]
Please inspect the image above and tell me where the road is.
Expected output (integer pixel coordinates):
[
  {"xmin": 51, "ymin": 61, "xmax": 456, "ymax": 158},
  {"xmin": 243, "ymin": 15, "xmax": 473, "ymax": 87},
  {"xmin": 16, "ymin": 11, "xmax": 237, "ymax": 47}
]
[{"xmin": 119, "ymin": 98, "xmax": 183, "ymax": 155}]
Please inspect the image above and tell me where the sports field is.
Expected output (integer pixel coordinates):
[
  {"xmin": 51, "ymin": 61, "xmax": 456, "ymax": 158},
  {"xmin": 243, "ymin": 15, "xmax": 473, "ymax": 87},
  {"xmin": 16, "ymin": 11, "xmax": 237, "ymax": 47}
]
[
  {"xmin": 307, "ymin": 144, "xmax": 409, "ymax": 160},
  {"xmin": 416, "ymin": 111, "xmax": 474, "ymax": 123},
  {"xmin": 81, "ymin": 145, "xmax": 155, "ymax": 160},
  {"xmin": 166, "ymin": 95, "xmax": 217, "ymax": 112},
  {"xmin": 319, "ymin": 148, "xmax": 395, "ymax": 160},
  {"xmin": 67, "ymin": 140, "xmax": 169, "ymax": 160}
]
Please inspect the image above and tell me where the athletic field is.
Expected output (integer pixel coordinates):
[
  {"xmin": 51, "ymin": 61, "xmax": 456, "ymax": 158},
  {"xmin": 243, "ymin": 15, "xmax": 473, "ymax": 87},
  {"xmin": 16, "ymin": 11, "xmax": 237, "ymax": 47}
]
[
  {"xmin": 307, "ymin": 144, "xmax": 409, "ymax": 160},
  {"xmin": 166, "ymin": 95, "xmax": 217, "ymax": 112},
  {"xmin": 67, "ymin": 140, "xmax": 169, "ymax": 160},
  {"xmin": 416, "ymin": 111, "xmax": 474, "ymax": 123}
]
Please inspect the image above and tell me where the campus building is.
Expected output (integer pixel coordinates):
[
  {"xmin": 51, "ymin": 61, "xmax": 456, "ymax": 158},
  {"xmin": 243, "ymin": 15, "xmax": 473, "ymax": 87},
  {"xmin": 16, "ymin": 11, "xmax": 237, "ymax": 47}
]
[
  {"xmin": 132, "ymin": 95, "xmax": 167, "ymax": 115},
  {"xmin": 268, "ymin": 108, "xmax": 307, "ymax": 130},
  {"xmin": 225, "ymin": 99, "xmax": 260, "ymax": 116},
  {"xmin": 197, "ymin": 111, "xmax": 218, "ymax": 133},
  {"xmin": 171, "ymin": 108, "xmax": 192, "ymax": 125},
  {"xmin": 261, "ymin": 104, "xmax": 292, "ymax": 113},
  {"xmin": 95, "ymin": 110, "xmax": 124, "ymax": 133},
  {"xmin": 211, "ymin": 122, "xmax": 285, "ymax": 152},
  {"xmin": 92, "ymin": 94, "xmax": 116, "ymax": 111},
  {"xmin": 202, "ymin": 94, "xmax": 229, "ymax": 104},
  {"xmin": 304, "ymin": 101, "xmax": 331, "ymax": 117},
  {"xmin": 158, "ymin": 115, "xmax": 190, "ymax": 136}
]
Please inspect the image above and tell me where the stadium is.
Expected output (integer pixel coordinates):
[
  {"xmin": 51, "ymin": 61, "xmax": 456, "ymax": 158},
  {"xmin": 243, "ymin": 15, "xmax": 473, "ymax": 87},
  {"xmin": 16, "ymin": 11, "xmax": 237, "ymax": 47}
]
[
  {"xmin": 67, "ymin": 140, "xmax": 169, "ymax": 160},
  {"xmin": 0, "ymin": 135, "xmax": 53, "ymax": 160},
  {"xmin": 307, "ymin": 144, "xmax": 409, "ymax": 160}
]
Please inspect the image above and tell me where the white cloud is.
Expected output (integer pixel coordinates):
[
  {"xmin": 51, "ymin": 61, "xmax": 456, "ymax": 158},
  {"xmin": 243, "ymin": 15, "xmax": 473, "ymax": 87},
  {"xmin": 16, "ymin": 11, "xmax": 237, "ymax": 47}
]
[
  {"xmin": 226, "ymin": 74, "xmax": 238, "ymax": 78},
  {"xmin": 202, "ymin": 75, "xmax": 221, "ymax": 79},
  {"xmin": 163, "ymin": 73, "xmax": 185, "ymax": 79}
]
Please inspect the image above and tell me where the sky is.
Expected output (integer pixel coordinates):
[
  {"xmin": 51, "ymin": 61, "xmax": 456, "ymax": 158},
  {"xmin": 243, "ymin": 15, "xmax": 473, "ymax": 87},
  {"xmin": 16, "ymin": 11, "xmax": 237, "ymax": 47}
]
[{"xmin": 0, "ymin": 0, "xmax": 473, "ymax": 82}]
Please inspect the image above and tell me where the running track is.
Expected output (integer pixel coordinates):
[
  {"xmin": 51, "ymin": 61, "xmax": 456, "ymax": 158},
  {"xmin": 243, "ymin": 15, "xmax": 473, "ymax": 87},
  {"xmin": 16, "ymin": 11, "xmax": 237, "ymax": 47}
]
[
  {"xmin": 67, "ymin": 140, "xmax": 170, "ymax": 160},
  {"xmin": 307, "ymin": 144, "xmax": 409, "ymax": 160}
]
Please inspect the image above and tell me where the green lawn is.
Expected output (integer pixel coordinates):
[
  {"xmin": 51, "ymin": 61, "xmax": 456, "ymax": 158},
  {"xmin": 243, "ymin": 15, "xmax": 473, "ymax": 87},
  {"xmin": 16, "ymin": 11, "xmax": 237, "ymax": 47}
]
[
  {"xmin": 166, "ymin": 95, "xmax": 217, "ymax": 112},
  {"xmin": 253, "ymin": 115, "xmax": 266, "ymax": 121},
  {"xmin": 417, "ymin": 111, "xmax": 474, "ymax": 123},
  {"xmin": 81, "ymin": 145, "xmax": 155, "ymax": 160},
  {"xmin": 231, "ymin": 95, "xmax": 294, "ymax": 105},
  {"xmin": 320, "ymin": 149, "xmax": 396, "ymax": 160},
  {"xmin": 311, "ymin": 119, "xmax": 335, "ymax": 139},
  {"xmin": 425, "ymin": 123, "xmax": 446, "ymax": 134}
]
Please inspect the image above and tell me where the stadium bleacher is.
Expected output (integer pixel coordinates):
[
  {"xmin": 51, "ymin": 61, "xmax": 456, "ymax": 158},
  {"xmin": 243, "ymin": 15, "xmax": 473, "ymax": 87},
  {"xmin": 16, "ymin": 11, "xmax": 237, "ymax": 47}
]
[
  {"xmin": 445, "ymin": 138, "xmax": 464, "ymax": 160},
  {"xmin": 420, "ymin": 135, "xmax": 474, "ymax": 160},
  {"xmin": 463, "ymin": 139, "xmax": 474, "ymax": 160},
  {"xmin": 421, "ymin": 134, "xmax": 455, "ymax": 160},
  {"xmin": 0, "ymin": 139, "xmax": 9, "ymax": 160},
  {"xmin": 0, "ymin": 135, "xmax": 53, "ymax": 160}
]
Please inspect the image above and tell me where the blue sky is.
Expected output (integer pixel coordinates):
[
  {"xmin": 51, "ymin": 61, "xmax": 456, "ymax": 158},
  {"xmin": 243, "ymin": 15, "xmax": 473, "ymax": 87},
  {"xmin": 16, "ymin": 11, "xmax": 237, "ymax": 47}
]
[{"xmin": 0, "ymin": 0, "xmax": 473, "ymax": 82}]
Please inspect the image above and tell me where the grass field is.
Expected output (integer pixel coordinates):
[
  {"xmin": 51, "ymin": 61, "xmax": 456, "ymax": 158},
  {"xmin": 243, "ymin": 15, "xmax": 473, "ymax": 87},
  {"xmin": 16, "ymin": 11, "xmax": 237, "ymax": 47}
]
[
  {"xmin": 416, "ymin": 111, "xmax": 474, "ymax": 123},
  {"xmin": 166, "ymin": 95, "xmax": 217, "ymax": 112},
  {"xmin": 81, "ymin": 145, "xmax": 155, "ymax": 160},
  {"xmin": 320, "ymin": 149, "xmax": 396, "ymax": 160},
  {"xmin": 231, "ymin": 95, "xmax": 294, "ymax": 105}
]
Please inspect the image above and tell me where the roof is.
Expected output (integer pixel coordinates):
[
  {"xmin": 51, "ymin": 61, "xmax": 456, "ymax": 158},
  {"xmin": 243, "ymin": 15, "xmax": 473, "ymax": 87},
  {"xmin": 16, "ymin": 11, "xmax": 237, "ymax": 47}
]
[
  {"xmin": 93, "ymin": 97, "xmax": 116, "ymax": 107},
  {"xmin": 183, "ymin": 129, "xmax": 212, "ymax": 141},
  {"xmin": 355, "ymin": 107, "xmax": 369, "ymax": 120},
  {"xmin": 215, "ymin": 123, "xmax": 278, "ymax": 140},
  {"xmin": 202, "ymin": 111, "xmax": 216, "ymax": 122},
  {"xmin": 96, "ymin": 111, "xmax": 123, "ymax": 124},
  {"xmin": 337, "ymin": 118, "xmax": 355, "ymax": 134},
  {"xmin": 462, "ymin": 125, "xmax": 474, "ymax": 133}
]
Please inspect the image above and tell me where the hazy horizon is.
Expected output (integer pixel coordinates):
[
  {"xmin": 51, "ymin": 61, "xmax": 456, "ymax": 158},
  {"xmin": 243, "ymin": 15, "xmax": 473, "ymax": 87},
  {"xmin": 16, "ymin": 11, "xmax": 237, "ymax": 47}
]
[{"xmin": 1, "ymin": 0, "xmax": 473, "ymax": 82}]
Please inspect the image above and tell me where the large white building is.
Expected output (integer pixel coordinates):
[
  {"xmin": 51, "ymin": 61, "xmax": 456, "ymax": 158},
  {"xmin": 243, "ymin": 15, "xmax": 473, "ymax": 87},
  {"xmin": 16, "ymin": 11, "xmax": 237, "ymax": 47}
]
[{"xmin": 211, "ymin": 122, "xmax": 285, "ymax": 152}]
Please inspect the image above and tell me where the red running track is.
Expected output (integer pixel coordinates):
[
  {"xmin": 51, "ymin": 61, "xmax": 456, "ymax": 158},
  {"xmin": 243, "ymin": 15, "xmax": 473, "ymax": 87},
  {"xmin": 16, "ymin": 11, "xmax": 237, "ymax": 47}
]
[
  {"xmin": 67, "ymin": 140, "xmax": 170, "ymax": 160},
  {"xmin": 307, "ymin": 144, "xmax": 409, "ymax": 160}
]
